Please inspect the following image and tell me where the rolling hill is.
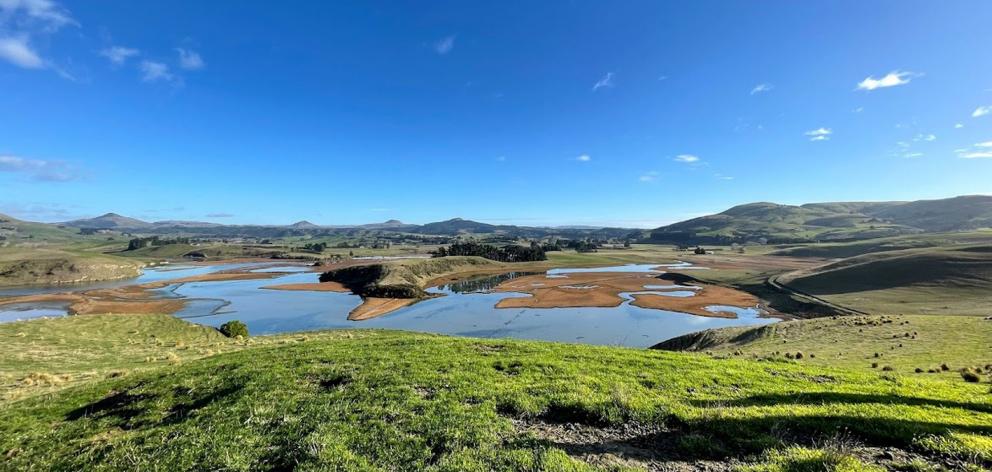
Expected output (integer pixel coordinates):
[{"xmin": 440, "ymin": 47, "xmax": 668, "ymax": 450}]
[{"xmin": 649, "ymin": 195, "xmax": 992, "ymax": 244}]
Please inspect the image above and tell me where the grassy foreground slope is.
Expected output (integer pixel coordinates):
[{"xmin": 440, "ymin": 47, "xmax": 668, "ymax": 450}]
[
  {"xmin": 1, "ymin": 317, "xmax": 991, "ymax": 470},
  {"xmin": 653, "ymin": 315, "xmax": 992, "ymax": 379}
]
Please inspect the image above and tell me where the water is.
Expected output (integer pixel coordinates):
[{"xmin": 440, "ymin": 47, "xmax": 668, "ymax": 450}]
[
  {"xmin": 2, "ymin": 263, "xmax": 780, "ymax": 347},
  {"xmin": 0, "ymin": 302, "xmax": 70, "ymax": 322},
  {"xmin": 0, "ymin": 262, "xmax": 279, "ymax": 297}
]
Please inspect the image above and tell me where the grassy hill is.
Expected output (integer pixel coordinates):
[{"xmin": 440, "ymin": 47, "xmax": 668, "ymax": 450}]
[
  {"xmin": 0, "ymin": 247, "xmax": 143, "ymax": 287},
  {"xmin": 1, "ymin": 315, "xmax": 990, "ymax": 470},
  {"xmin": 779, "ymin": 245, "xmax": 992, "ymax": 315},
  {"xmin": 653, "ymin": 315, "xmax": 992, "ymax": 378},
  {"xmin": 649, "ymin": 195, "xmax": 992, "ymax": 245}
]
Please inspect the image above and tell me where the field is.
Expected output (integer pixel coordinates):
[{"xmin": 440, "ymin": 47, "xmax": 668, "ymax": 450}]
[
  {"xmin": 654, "ymin": 314, "xmax": 992, "ymax": 379},
  {"xmin": 779, "ymin": 245, "xmax": 992, "ymax": 316},
  {"xmin": 1, "ymin": 315, "xmax": 990, "ymax": 471}
]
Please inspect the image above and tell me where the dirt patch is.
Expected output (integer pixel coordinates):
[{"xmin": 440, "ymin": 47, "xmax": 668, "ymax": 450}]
[
  {"xmin": 514, "ymin": 418, "xmax": 735, "ymax": 471},
  {"xmin": 631, "ymin": 285, "xmax": 760, "ymax": 318},
  {"xmin": 260, "ymin": 282, "xmax": 349, "ymax": 292},
  {"xmin": 348, "ymin": 297, "xmax": 420, "ymax": 321},
  {"xmin": 493, "ymin": 272, "xmax": 761, "ymax": 318}
]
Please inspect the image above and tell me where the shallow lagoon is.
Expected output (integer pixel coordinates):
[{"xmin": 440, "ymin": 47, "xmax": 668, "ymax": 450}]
[{"xmin": 1, "ymin": 263, "xmax": 779, "ymax": 347}]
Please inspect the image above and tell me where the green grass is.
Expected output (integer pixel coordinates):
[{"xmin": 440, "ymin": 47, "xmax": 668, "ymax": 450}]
[
  {"xmin": 781, "ymin": 245, "xmax": 992, "ymax": 316},
  {"xmin": 1, "ymin": 315, "xmax": 990, "ymax": 470},
  {"xmin": 0, "ymin": 247, "xmax": 144, "ymax": 287},
  {"xmin": 0, "ymin": 315, "xmax": 240, "ymax": 402},
  {"xmin": 772, "ymin": 230, "xmax": 992, "ymax": 259},
  {"xmin": 655, "ymin": 315, "xmax": 992, "ymax": 380}
]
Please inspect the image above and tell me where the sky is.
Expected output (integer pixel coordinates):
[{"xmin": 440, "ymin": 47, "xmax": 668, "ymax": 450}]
[{"xmin": 1, "ymin": 1, "xmax": 991, "ymax": 228}]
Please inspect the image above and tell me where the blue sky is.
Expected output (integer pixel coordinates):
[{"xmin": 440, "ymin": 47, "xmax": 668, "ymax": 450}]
[{"xmin": 1, "ymin": 1, "xmax": 991, "ymax": 228}]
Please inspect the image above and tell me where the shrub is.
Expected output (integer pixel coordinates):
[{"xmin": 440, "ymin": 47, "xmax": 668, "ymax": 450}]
[
  {"xmin": 219, "ymin": 320, "xmax": 249, "ymax": 338},
  {"xmin": 881, "ymin": 366, "xmax": 894, "ymax": 371}
]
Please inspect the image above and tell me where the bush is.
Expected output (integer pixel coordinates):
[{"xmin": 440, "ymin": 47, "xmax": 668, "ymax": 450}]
[{"xmin": 219, "ymin": 320, "xmax": 249, "ymax": 338}]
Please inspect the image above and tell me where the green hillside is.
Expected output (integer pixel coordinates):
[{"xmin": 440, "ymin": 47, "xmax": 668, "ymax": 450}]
[
  {"xmin": 650, "ymin": 195, "xmax": 992, "ymax": 245},
  {"xmin": 1, "ymin": 315, "xmax": 990, "ymax": 471},
  {"xmin": 779, "ymin": 245, "xmax": 992, "ymax": 315}
]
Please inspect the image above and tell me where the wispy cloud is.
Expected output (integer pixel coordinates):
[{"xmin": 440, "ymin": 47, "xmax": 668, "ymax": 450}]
[
  {"xmin": 433, "ymin": 35, "xmax": 455, "ymax": 55},
  {"xmin": 0, "ymin": 35, "xmax": 42, "ymax": 68},
  {"xmin": 0, "ymin": 154, "xmax": 79, "ymax": 181},
  {"xmin": 576, "ymin": 154, "xmax": 591, "ymax": 162},
  {"xmin": 99, "ymin": 45, "xmax": 139, "ymax": 65},
  {"xmin": 805, "ymin": 128, "xmax": 832, "ymax": 141},
  {"xmin": 638, "ymin": 171, "xmax": 658, "ymax": 182},
  {"xmin": 0, "ymin": 0, "xmax": 77, "ymax": 31},
  {"xmin": 973, "ymin": 106, "xmax": 991, "ymax": 118},
  {"xmin": 205, "ymin": 212, "xmax": 234, "ymax": 218},
  {"xmin": 175, "ymin": 47, "xmax": 204, "ymax": 70},
  {"xmin": 592, "ymin": 72, "xmax": 614, "ymax": 91},
  {"xmin": 914, "ymin": 133, "xmax": 936, "ymax": 142},
  {"xmin": 673, "ymin": 154, "xmax": 699, "ymax": 163},
  {"xmin": 0, "ymin": 0, "xmax": 76, "ymax": 75},
  {"xmin": 956, "ymin": 141, "xmax": 992, "ymax": 159},
  {"xmin": 856, "ymin": 71, "xmax": 916, "ymax": 91},
  {"xmin": 140, "ymin": 60, "xmax": 175, "ymax": 83},
  {"xmin": 750, "ymin": 83, "xmax": 773, "ymax": 95}
]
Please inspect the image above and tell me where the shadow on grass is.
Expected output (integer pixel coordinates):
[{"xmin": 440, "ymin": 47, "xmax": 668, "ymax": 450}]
[
  {"xmin": 64, "ymin": 381, "xmax": 246, "ymax": 428},
  {"xmin": 689, "ymin": 391, "xmax": 992, "ymax": 415}
]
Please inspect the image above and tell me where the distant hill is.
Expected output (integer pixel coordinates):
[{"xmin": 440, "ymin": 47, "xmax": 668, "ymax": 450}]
[
  {"xmin": 63, "ymin": 213, "xmax": 152, "ymax": 229},
  {"xmin": 649, "ymin": 195, "xmax": 992, "ymax": 244},
  {"xmin": 289, "ymin": 220, "xmax": 321, "ymax": 229},
  {"xmin": 46, "ymin": 213, "xmax": 636, "ymax": 239}
]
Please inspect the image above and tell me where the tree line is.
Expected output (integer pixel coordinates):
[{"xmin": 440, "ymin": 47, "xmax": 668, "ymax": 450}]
[{"xmin": 432, "ymin": 242, "xmax": 547, "ymax": 262}]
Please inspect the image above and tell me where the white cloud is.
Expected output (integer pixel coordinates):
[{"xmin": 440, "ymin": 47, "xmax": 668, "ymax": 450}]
[
  {"xmin": 955, "ymin": 141, "xmax": 992, "ymax": 159},
  {"xmin": 955, "ymin": 123, "xmax": 964, "ymax": 129},
  {"xmin": 433, "ymin": 35, "xmax": 455, "ymax": 55},
  {"xmin": 805, "ymin": 128, "xmax": 832, "ymax": 141},
  {"xmin": 901, "ymin": 152, "xmax": 923, "ymax": 159},
  {"xmin": 914, "ymin": 133, "xmax": 936, "ymax": 142},
  {"xmin": 750, "ymin": 83, "xmax": 773, "ymax": 95},
  {"xmin": 852, "ymin": 107, "xmax": 864, "ymax": 113},
  {"xmin": 0, "ymin": 154, "xmax": 78, "ymax": 181},
  {"xmin": 0, "ymin": 0, "xmax": 77, "ymax": 31},
  {"xmin": 856, "ymin": 71, "xmax": 916, "ymax": 91},
  {"xmin": 175, "ymin": 47, "xmax": 204, "ymax": 70},
  {"xmin": 639, "ymin": 171, "xmax": 658, "ymax": 182},
  {"xmin": 100, "ymin": 46, "xmax": 139, "ymax": 65},
  {"xmin": 674, "ymin": 154, "xmax": 699, "ymax": 163},
  {"xmin": 973, "ymin": 106, "xmax": 991, "ymax": 118},
  {"xmin": 140, "ymin": 60, "xmax": 175, "ymax": 83},
  {"xmin": 0, "ymin": 0, "xmax": 76, "ymax": 76},
  {"xmin": 0, "ymin": 35, "xmax": 42, "ymax": 68},
  {"xmin": 592, "ymin": 72, "xmax": 614, "ymax": 91},
  {"xmin": 576, "ymin": 154, "xmax": 591, "ymax": 162}
]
